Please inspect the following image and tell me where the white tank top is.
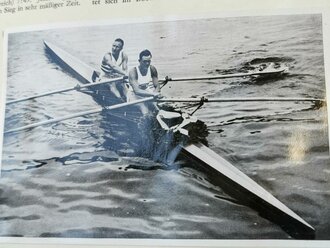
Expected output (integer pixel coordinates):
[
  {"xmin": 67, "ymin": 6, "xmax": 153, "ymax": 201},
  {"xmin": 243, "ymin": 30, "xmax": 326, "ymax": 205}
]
[
  {"xmin": 101, "ymin": 50, "xmax": 124, "ymax": 73},
  {"xmin": 111, "ymin": 50, "xmax": 124, "ymax": 67},
  {"xmin": 136, "ymin": 66, "xmax": 154, "ymax": 92}
]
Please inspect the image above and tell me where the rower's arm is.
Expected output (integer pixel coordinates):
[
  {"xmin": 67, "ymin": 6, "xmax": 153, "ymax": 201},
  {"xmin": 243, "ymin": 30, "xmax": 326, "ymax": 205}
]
[
  {"xmin": 150, "ymin": 65, "xmax": 160, "ymax": 92},
  {"xmin": 128, "ymin": 68, "xmax": 158, "ymax": 97},
  {"xmin": 121, "ymin": 52, "xmax": 128, "ymax": 73}
]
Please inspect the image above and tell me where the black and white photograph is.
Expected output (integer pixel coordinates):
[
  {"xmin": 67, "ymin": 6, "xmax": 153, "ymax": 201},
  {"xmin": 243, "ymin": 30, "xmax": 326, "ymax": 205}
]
[{"xmin": 0, "ymin": 13, "xmax": 329, "ymax": 242}]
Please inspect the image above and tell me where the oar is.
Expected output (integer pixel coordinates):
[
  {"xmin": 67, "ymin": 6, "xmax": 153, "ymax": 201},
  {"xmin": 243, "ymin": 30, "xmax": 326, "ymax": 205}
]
[
  {"xmin": 160, "ymin": 68, "xmax": 286, "ymax": 84},
  {"xmin": 4, "ymin": 96, "xmax": 154, "ymax": 134},
  {"xmin": 157, "ymin": 97, "xmax": 325, "ymax": 103},
  {"xmin": 6, "ymin": 76, "xmax": 126, "ymax": 105}
]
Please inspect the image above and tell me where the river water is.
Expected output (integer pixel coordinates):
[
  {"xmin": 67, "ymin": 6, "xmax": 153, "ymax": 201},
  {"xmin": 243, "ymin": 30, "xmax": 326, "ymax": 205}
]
[{"xmin": 1, "ymin": 14, "xmax": 329, "ymax": 240}]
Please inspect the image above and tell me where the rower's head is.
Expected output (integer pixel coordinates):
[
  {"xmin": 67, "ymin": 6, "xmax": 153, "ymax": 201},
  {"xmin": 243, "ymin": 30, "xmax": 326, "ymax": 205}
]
[
  {"xmin": 138, "ymin": 49, "xmax": 152, "ymax": 68},
  {"xmin": 112, "ymin": 38, "xmax": 124, "ymax": 55}
]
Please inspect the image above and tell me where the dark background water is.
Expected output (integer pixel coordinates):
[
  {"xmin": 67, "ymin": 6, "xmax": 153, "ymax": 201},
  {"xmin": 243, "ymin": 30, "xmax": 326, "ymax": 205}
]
[{"xmin": 1, "ymin": 14, "xmax": 329, "ymax": 239}]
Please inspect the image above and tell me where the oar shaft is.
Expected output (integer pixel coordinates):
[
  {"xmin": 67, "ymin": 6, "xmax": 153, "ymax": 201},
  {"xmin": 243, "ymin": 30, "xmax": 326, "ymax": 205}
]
[
  {"xmin": 6, "ymin": 76, "xmax": 125, "ymax": 105},
  {"xmin": 104, "ymin": 96, "xmax": 154, "ymax": 110},
  {"xmin": 4, "ymin": 108, "xmax": 102, "ymax": 134},
  {"xmin": 4, "ymin": 96, "xmax": 154, "ymax": 134},
  {"xmin": 158, "ymin": 97, "xmax": 325, "ymax": 103},
  {"xmin": 160, "ymin": 69, "xmax": 286, "ymax": 83},
  {"xmin": 6, "ymin": 87, "xmax": 75, "ymax": 105}
]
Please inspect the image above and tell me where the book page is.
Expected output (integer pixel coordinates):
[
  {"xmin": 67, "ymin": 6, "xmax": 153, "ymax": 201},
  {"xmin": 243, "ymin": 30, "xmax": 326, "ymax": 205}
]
[{"xmin": 1, "ymin": 1, "xmax": 330, "ymax": 248}]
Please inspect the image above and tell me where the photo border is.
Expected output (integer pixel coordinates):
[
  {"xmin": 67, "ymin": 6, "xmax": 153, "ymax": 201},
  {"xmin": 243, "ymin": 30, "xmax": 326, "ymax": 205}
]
[{"xmin": 1, "ymin": 4, "xmax": 330, "ymax": 248}]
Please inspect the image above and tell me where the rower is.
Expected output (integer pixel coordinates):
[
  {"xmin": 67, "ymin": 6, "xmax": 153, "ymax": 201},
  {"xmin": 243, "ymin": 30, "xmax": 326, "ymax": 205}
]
[
  {"xmin": 94, "ymin": 38, "xmax": 128, "ymax": 99},
  {"xmin": 128, "ymin": 49, "xmax": 160, "ymax": 114}
]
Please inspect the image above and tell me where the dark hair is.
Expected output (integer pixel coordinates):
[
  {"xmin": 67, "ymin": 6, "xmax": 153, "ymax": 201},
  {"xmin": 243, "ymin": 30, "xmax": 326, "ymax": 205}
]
[
  {"xmin": 139, "ymin": 49, "xmax": 152, "ymax": 60},
  {"xmin": 114, "ymin": 38, "xmax": 124, "ymax": 47}
]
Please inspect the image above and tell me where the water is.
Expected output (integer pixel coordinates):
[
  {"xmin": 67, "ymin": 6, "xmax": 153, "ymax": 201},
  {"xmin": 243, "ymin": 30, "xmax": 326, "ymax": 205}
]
[{"xmin": 1, "ymin": 14, "xmax": 329, "ymax": 239}]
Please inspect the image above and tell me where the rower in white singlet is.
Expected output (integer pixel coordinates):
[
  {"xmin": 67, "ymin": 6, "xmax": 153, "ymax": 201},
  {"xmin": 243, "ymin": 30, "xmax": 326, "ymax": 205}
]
[
  {"xmin": 128, "ymin": 49, "xmax": 160, "ymax": 115},
  {"xmin": 96, "ymin": 38, "xmax": 128, "ymax": 99}
]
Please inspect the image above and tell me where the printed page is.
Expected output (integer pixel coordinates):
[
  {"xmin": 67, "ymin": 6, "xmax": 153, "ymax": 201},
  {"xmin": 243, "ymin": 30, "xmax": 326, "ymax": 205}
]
[{"xmin": 0, "ymin": 1, "xmax": 330, "ymax": 248}]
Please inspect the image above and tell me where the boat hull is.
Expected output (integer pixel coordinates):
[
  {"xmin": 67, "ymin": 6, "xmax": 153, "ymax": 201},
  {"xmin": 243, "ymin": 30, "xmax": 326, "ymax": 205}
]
[{"xmin": 179, "ymin": 143, "xmax": 315, "ymax": 239}]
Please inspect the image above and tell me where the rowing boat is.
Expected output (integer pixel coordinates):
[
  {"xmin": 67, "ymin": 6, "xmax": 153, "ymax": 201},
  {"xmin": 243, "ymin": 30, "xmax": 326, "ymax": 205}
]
[
  {"xmin": 43, "ymin": 40, "xmax": 315, "ymax": 239},
  {"xmin": 43, "ymin": 40, "xmax": 206, "ymax": 158}
]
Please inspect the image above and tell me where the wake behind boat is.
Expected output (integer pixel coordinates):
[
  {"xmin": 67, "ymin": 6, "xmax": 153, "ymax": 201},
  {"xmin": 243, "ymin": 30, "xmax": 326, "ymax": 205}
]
[{"xmin": 4, "ymin": 40, "xmax": 315, "ymax": 239}]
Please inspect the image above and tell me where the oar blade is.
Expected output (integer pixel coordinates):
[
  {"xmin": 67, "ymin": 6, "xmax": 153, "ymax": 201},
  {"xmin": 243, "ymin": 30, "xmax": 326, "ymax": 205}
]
[{"xmin": 161, "ymin": 66, "xmax": 287, "ymax": 83}]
